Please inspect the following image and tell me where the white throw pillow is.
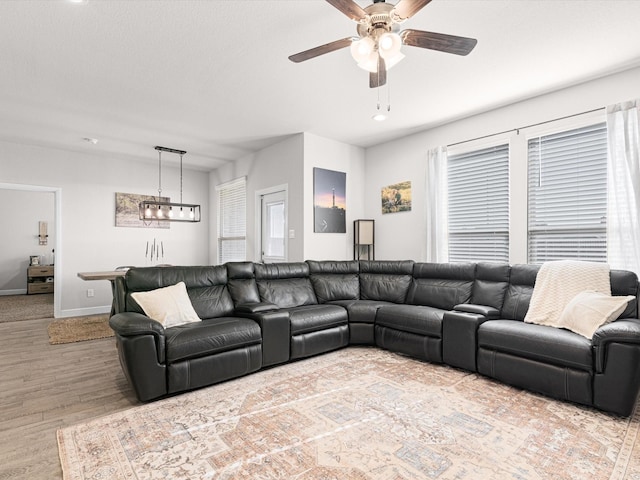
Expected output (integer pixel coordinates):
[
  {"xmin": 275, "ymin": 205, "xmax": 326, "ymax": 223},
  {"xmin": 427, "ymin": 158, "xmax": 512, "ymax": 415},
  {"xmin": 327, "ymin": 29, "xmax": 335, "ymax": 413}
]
[
  {"xmin": 131, "ymin": 281, "xmax": 201, "ymax": 328},
  {"xmin": 556, "ymin": 291, "xmax": 634, "ymax": 338}
]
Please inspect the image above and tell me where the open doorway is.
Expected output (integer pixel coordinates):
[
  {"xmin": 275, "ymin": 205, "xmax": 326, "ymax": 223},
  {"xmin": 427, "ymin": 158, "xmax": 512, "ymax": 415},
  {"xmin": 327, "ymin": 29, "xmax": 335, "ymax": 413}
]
[
  {"xmin": 0, "ymin": 183, "xmax": 62, "ymax": 318},
  {"xmin": 257, "ymin": 186, "xmax": 288, "ymax": 263}
]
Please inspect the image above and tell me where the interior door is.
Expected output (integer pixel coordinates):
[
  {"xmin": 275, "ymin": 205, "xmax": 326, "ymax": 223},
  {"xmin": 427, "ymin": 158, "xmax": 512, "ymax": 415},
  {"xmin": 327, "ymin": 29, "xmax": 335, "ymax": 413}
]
[{"xmin": 261, "ymin": 190, "xmax": 287, "ymax": 263}]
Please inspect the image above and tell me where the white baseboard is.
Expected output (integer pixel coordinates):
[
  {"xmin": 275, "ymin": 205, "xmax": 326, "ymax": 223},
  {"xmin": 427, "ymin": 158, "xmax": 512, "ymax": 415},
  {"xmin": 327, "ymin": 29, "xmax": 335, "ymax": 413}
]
[
  {"xmin": 57, "ymin": 305, "xmax": 111, "ymax": 319},
  {"xmin": 0, "ymin": 289, "xmax": 28, "ymax": 296}
]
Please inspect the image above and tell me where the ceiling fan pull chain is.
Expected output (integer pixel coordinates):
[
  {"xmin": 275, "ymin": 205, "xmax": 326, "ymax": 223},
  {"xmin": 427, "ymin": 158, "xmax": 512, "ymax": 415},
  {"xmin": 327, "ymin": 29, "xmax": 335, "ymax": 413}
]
[{"xmin": 387, "ymin": 81, "xmax": 391, "ymax": 112}]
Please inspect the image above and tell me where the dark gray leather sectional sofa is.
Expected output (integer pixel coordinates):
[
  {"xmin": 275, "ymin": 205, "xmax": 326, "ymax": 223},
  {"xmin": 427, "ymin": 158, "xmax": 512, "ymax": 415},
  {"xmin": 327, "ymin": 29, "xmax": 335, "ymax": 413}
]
[{"xmin": 109, "ymin": 260, "xmax": 640, "ymax": 416}]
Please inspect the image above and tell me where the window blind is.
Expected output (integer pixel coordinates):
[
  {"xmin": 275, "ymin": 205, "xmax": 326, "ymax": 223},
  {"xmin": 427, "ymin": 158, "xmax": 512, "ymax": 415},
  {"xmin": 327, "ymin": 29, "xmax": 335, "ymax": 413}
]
[
  {"xmin": 216, "ymin": 177, "xmax": 246, "ymax": 264},
  {"xmin": 448, "ymin": 144, "xmax": 510, "ymax": 262},
  {"xmin": 527, "ymin": 122, "xmax": 608, "ymax": 263}
]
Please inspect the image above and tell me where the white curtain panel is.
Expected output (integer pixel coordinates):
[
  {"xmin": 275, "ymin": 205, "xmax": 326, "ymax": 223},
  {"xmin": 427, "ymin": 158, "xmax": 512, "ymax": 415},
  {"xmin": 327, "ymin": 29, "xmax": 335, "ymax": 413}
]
[
  {"xmin": 425, "ymin": 146, "xmax": 449, "ymax": 262},
  {"xmin": 607, "ymin": 100, "xmax": 640, "ymax": 274}
]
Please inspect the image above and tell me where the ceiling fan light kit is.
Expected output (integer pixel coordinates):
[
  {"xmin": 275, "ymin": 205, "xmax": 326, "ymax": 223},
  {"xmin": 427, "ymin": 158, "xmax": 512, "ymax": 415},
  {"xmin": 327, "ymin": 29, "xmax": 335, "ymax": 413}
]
[{"xmin": 289, "ymin": 0, "xmax": 477, "ymax": 116}]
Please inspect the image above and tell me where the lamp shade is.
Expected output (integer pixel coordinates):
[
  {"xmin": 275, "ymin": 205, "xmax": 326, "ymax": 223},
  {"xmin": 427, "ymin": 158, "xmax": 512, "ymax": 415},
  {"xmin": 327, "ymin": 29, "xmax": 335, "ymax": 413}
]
[
  {"xmin": 385, "ymin": 51, "xmax": 405, "ymax": 69},
  {"xmin": 357, "ymin": 51, "xmax": 379, "ymax": 73},
  {"xmin": 350, "ymin": 37, "xmax": 375, "ymax": 64},
  {"xmin": 378, "ymin": 32, "xmax": 402, "ymax": 60},
  {"xmin": 354, "ymin": 219, "xmax": 375, "ymax": 245}
]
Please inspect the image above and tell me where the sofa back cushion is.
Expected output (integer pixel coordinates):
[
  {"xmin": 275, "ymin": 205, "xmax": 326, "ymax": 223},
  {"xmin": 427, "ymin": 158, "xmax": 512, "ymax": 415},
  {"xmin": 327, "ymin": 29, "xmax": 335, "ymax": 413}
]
[
  {"xmin": 359, "ymin": 260, "xmax": 413, "ymax": 303},
  {"xmin": 471, "ymin": 263, "xmax": 511, "ymax": 311},
  {"xmin": 501, "ymin": 264, "xmax": 539, "ymax": 321},
  {"xmin": 254, "ymin": 262, "xmax": 317, "ymax": 308},
  {"xmin": 501, "ymin": 264, "xmax": 639, "ymax": 321},
  {"xmin": 307, "ymin": 260, "xmax": 360, "ymax": 303},
  {"xmin": 124, "ymin": 265, "xmax": 235, "ymax": 319},
  {"xmin": 611, "ymin": 269, "xmax": 639, "ymax": 318},
  {"xmin": 226, "ymin": 261, "xmax": 261, "ymax": 305},
  {"xmin": 406, "ymin": 262, "xmax": 475, "ymax": 309}
]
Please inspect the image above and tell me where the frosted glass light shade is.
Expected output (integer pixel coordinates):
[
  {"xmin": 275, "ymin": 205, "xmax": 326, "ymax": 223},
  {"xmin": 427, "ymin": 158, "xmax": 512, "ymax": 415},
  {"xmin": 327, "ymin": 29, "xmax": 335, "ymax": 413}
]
[
  {"xmin": 357, "ymin": 51, "xmax": 379, "ymax": 73},
  {"xmin": 385, "ymin": 51, "xmax": 405, "ymax": 69},
  {"xmin": 378, "ymin": 32, "xmax": 402, "ymax": 60},
  {"xmin": 350, "ymin": 37, "xmax": 375, "ymax": 64}
]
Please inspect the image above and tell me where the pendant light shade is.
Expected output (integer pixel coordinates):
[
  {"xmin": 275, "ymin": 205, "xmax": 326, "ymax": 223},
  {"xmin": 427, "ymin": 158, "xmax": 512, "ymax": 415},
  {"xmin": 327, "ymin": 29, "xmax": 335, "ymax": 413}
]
[
  {"xmin": 139, "ymin": 146, "xmax": 201, "ymax": 223},
  {"xmin": 139, "ymin": 201, "xmax": 201, "ymax": 222}
]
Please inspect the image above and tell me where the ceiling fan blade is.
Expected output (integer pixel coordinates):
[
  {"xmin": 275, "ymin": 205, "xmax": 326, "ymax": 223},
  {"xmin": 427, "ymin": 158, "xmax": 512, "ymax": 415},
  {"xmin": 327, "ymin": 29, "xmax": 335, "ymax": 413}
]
[
  {"xmin": 392, "ymin": 0, "xmax": 433, "ymax": 21},
  {"xmin": 401, "ymin": 29, "xmax": 478, "ymax": 56},
  {"xmin": 288, "ymin": 37, "xmax": 353, "ymax": 63},
  {"xmin": 325, "ymin": 0, "xmax": 367, "ymax": 22},
  {"xmin": 370, "ymin": 56, "xmax": 387, "ymax": 88}
]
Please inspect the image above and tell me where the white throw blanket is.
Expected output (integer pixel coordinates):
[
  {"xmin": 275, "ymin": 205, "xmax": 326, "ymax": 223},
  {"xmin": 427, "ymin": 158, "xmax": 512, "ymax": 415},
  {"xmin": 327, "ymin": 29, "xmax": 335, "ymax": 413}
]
[{"xmin": 524, "ymin": 260, "xmax": 611, "ymax": 327}]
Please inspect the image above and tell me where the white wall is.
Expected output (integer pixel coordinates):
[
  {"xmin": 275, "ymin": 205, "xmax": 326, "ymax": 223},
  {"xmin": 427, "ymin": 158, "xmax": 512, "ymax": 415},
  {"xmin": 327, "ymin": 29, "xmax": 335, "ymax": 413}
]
[
  {"xmin": 365, "ymin": 66, "xmax": 640, "ymax": 261},
  {"xmin": 3, "ymin": 66, "xmax": 637, "ymax": 316},
  {"xmin": 0, "ymin": 140, "xmax": 209, "ymax": 317},
  {"xmin": 0, "ymin": 189, "xmax": 55, "ymax": 294},
  {"xmin": 209, "ymin": 132, "xmax": 366, "ymax": 263},
  {"xmin": 210, "ymin": 134, "xmax": 304, "ymax": 262},
  {"xmin": 303, "ymin": 133, "xmax": 366, "ymax": 261}
]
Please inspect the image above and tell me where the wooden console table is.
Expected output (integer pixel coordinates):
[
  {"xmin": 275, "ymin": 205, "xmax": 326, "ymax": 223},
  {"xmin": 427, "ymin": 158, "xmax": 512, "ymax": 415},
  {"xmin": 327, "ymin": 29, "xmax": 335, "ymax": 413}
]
[
  {"xmin": 77, "ymin": 271, "xmax": 127, "ymax": 282},
  {"xmin": 77, "ymin": 270, "xmax": 127, "ymax": 316}
]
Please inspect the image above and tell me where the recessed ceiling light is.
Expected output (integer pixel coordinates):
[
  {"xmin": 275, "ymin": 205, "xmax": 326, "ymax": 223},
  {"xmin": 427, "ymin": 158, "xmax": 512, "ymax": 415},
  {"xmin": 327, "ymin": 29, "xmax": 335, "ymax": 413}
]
[
  {"xmin": 68, "ymin": 0, "xmax": 87, "ymax": 4},
  {"xmin": 372, "ymin": 113, "xmax": 387, "ymax": 122}
]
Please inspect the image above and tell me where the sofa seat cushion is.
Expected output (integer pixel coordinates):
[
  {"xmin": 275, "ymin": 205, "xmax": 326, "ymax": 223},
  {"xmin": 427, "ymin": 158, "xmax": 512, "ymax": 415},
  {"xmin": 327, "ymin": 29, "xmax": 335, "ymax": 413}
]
[
  {"xmin": 478, "ymin": 320, "xmax": 593, "ymax": 371},
  {"xmin": 376, "ymin": 304, "xmax": 444, "ymax": 337},
  {"xmin": 165, "ymin": 317, "xmax": 261, "ymax": 364},
  {"xmin": 287, "ymin": 304, "xmax": 348, "ymax": 335},
  {"xmin": 330, "ymin": 299, "xmax": 394, "ymax": 324}
]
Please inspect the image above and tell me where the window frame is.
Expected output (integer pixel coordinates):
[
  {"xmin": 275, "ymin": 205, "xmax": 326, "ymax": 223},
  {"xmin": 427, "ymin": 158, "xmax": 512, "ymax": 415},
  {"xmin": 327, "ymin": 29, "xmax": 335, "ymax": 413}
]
[
  {"xmin": 446, "ymin": 138, "xmax": 511, "ymax": 263},
  {"xmin": 216, "ymin": 176, "xmax": 247, "ymax": 264},
  {"xmin": 525, "ymin": 116, "xmax": 608, "ymax": 264}
]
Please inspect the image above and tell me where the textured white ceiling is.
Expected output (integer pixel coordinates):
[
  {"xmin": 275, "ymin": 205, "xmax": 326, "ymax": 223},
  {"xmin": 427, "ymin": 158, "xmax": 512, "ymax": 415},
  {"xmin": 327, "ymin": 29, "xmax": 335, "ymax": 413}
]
[{"xmin": 1, "ymin": 0, "xmax": 640, "ymax": 170}]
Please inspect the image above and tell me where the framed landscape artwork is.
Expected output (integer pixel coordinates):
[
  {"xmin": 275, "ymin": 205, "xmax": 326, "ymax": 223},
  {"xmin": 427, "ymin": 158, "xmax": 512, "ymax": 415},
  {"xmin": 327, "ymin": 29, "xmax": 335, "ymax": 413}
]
[
  {"xmin": 115, "ymin": 192, "xmax": 170, "ymax": 229},
  {"xmin": 381, "ymin": 181, "xmax": 412, "ymax": 214},
  {"xmin": 313, "ymin": 168, "xmax": 346, "ymax": 233}
]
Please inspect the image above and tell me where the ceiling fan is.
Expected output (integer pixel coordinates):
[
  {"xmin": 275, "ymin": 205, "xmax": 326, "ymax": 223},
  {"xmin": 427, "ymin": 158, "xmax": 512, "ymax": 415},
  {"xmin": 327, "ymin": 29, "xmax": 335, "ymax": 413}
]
[{"xmin": 289, "ymin": 0, "xmax": 477, "ymax": 88}]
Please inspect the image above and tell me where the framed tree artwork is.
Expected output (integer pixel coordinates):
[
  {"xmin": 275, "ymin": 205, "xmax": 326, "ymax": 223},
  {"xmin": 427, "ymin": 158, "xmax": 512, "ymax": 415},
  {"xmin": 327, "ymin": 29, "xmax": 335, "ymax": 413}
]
[
  {"xmin": 115, "ymin": 192, "xmax": 170, "ymax": 229},
  {"xmin": 381, "ymin": 181, "xmax": 412, "ymax": 214}
]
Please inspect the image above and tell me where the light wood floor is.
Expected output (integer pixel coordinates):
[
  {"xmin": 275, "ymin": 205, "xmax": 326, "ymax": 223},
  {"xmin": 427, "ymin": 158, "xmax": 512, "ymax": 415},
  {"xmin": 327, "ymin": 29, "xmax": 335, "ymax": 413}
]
[{"xmin": 0, "ymin": 317, "xmax": 138, "ymax": 479}]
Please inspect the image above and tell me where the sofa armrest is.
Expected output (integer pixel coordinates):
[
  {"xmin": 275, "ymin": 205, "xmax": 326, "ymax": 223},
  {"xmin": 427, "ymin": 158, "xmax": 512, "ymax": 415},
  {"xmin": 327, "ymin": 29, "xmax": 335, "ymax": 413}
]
[
  {"xmin": 593, "ymin": 318, "xmax": 640, "ymax": 345},
  {"xmin": 592, "ymin": 318, "xmax": 640, "ymax": 372},
  {"xmin": 108, "ymin": 312, "xmax": 168, "ymax": 400},
  {"xmin": 453, "ymin": 303, "xmax": 500, "ymax": 319},
  {"xmin": 235, "ymin": 302, "xmax": 279, "ymax": 314},
  {"xmin": 109, "ymin": 312, "xmax": 166, "ymax": 364},
  {"xmin": 234, "ymin": 309, "xmax": 290, "ymax": 367},
  {"xmin": 109, "ymin": 312, "xmax": 165, "ymax": 337},
  {"xmin": 443, "ymin": 310, "xmax": 491, "ymax": 372}
]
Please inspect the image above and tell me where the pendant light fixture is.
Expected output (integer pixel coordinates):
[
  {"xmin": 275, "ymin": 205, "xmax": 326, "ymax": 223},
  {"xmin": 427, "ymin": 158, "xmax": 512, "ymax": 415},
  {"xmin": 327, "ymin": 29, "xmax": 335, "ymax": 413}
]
[{"xmin": 139, "ymin": 146, "xmax": 201, "ymax": 223}]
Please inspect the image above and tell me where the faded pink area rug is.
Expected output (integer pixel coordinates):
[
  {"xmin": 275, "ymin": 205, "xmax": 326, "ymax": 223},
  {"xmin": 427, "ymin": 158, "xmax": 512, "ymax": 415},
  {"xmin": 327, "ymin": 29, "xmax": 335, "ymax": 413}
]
[{"xmin": 58, "ymin": 347, "xmax": 640, "ymax": 479}]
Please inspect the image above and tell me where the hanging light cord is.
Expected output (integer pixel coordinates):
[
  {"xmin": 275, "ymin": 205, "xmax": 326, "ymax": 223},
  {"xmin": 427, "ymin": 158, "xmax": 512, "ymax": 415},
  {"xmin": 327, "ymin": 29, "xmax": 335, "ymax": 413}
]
[
  {"xmin": 157, "ymin": 149, "xmax": 162, "ymax": 197},
  {"xmin": 179, "ymin": 153, "xmax": 184, "ymax": 203}
]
